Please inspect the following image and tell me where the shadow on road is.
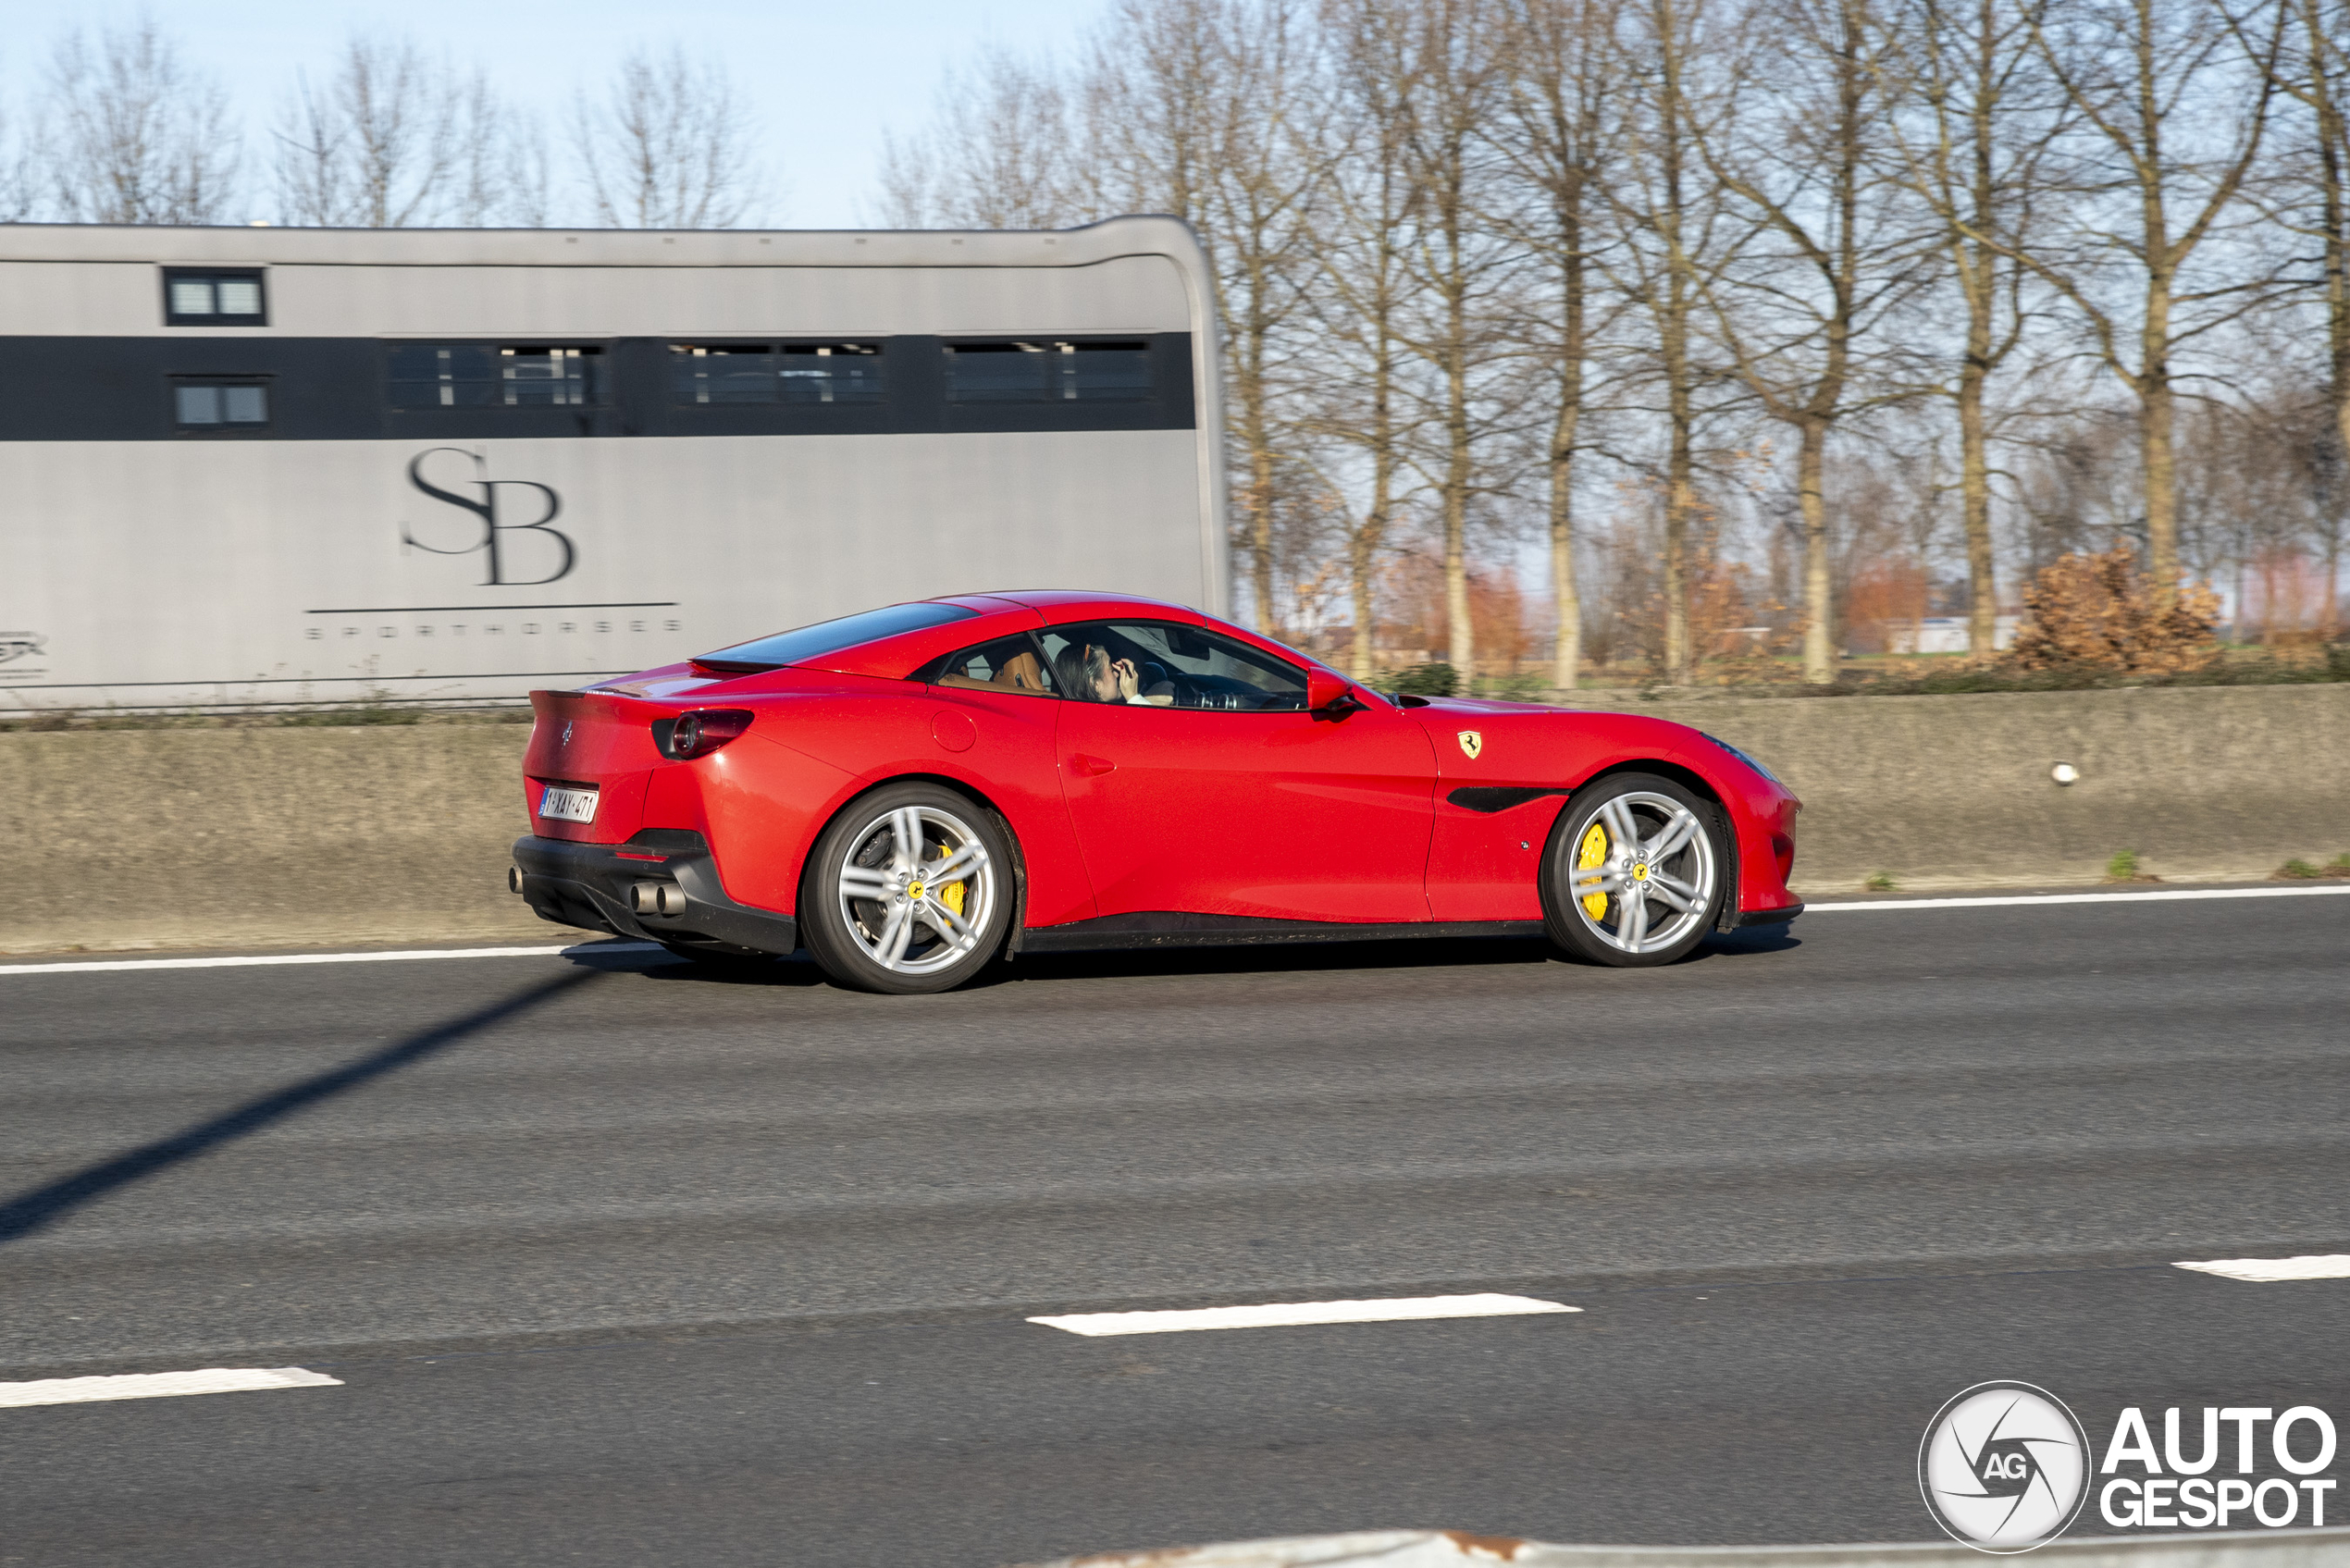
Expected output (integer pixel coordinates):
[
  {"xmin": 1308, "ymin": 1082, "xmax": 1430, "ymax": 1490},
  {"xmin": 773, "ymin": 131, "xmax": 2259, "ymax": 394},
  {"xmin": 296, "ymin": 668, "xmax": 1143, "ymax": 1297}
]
[
  {"xmin": 0, "ymin": 969, "xmax": 597, "ymax": 1245},
  {"xmin": 617, "ymin": 923, "xmax": 1805, "ymax": 993}
]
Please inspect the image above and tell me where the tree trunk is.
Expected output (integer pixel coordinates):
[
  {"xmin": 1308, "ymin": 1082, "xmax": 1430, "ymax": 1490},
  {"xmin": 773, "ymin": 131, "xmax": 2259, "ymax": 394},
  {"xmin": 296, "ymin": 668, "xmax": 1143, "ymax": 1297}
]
[
  {"xmin": 1799, "ymin": 420, "xmax": 1834, "ymax": 682},
  {"xmin": 1550, "ymin": 391, "xmax": 1582, "ymax": 690},
  {"xmin": 1349, "ymin": 519, "xmax": 1382, "ymax": 685},
  {"xmin": 2324, "ymin": 0, "xmax": 2350, "ymax": 635},
  {"xmin": 2138, "ymin": 286, "xmax": 2178, "ymax": 600},
  {"xmin": 1958, "ymin": 344, "xmax": 1997, "ymax": 657},
  {"xmin": 1249, "ymin": 438, "xmax": 1278, "ymax": 632},
  {"xmin": 1655, "ymin": 0, "xmax": 1695, "ymax": 686},
  {"xmin": 1444, "ymin": 343, "xmax": 1476, "ymax": 684}
]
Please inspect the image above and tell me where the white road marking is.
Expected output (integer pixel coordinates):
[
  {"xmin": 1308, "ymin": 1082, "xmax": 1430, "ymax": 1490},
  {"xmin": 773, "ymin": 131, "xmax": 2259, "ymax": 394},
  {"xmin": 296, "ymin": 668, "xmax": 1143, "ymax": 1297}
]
[
  {"xmin": 3, "ymin": 884, "xmax": 2337, "ymax": 977},
  {"xmin": 1807, "ymin": 885, "xmax": 2350, "ymax": 913},
  {"xmin": 2175, "ymin": 1254, "xmax": 2350, "ymax": 1283},
  {"xmin": 1029, "ymin": 1292, "xmax": 1580, "ymax": 1337},
  {"xmin": 0, "ymin": 941, "xmax": 662, "ymax": 977},
  {"xmin": 0, "ymin": 1366, "xmax": 343, "ymax": 1408}
]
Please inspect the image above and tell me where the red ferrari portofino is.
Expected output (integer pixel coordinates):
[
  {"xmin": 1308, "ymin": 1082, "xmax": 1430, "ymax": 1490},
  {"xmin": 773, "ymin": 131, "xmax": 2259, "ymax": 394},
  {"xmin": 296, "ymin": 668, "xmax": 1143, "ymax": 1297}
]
[{"xmin": 510, "ymin": 591, "xmax": 1802, "ymax": 993}]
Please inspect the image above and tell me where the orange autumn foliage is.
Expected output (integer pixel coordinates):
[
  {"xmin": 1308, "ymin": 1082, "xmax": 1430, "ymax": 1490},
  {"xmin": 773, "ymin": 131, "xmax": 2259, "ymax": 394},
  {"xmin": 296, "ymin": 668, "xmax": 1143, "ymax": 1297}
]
[{"xmin": 2005, "ymin": 548, "xmax": 2221, "ymax": 674}]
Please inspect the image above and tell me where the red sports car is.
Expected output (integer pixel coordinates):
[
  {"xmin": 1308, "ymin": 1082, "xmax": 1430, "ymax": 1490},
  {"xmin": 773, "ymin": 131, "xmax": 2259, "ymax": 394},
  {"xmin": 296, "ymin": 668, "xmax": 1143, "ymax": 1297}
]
[{"xmin": 510, "ymin": 591, "xmax": 1802, "ymax": 993}]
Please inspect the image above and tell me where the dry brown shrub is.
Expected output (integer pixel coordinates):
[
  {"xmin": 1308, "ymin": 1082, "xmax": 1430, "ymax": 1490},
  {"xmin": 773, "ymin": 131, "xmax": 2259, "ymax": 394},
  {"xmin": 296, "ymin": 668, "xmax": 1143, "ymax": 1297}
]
[{"xmin": 2004, "ymin": 548, "xmax": 2222, "ymax": 674}]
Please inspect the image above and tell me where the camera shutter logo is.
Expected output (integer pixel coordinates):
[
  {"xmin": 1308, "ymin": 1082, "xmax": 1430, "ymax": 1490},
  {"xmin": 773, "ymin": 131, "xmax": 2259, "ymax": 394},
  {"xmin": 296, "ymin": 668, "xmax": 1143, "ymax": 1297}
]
[{"xmin": 1920, "ymin": 1382, "xmax": 2091, "ymax": 1553}]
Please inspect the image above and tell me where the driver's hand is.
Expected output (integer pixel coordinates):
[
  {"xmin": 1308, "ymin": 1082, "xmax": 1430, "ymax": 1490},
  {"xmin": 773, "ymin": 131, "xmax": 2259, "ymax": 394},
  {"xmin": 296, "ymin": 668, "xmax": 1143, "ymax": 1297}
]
[{"xmin": 1110, "ymin": 658, "xmax": 1140, "ymax": 699}]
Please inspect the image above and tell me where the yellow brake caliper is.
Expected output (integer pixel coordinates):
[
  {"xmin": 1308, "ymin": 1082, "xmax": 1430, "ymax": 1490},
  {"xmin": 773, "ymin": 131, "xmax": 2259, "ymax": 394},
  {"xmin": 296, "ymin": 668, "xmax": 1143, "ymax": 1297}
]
[
  {"xmin": 1577, "ymin": 821, "xmax": 1610, "ymax": 920},
  {"xmin": 934, "ymin": 842, "xmax": 966, "ymax": 919}
]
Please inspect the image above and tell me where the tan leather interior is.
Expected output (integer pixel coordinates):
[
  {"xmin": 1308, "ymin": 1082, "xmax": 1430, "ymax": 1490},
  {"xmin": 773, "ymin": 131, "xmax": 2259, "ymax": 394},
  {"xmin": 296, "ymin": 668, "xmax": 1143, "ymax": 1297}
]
[
  {"xmin": 997, "ymin": 650, "xmax": 1048, "ymax": 691},
  {"xmin": 934, "ymin": 648, "xmax": 1052, "ymax": 695}
]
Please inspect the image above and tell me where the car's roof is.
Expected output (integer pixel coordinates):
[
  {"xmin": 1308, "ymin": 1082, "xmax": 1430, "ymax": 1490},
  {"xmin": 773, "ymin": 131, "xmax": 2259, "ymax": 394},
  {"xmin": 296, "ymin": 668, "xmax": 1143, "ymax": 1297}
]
[{"xmin": 942, "ymin": 590, "xmax": 1206, "ymax": 622}]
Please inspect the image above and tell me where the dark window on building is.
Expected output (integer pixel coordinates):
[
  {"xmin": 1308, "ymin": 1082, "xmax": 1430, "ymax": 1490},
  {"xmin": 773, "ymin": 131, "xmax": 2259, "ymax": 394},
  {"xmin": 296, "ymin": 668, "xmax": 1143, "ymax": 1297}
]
[
  {"xmin": 173, "ymin": 378, "xmax": 270, "ymax": 431},
  {"xmin": 671, "ymin": 342, "xmax": 884, "ymax": 405},
  {"xmin": 163, "ymin": 269, "xmax": 267, "ymax": 327},
  {"xmin": 945, "ymin": 340, "xmax": 1153, "ymax": 403},
  {"xmin": 387, "ymin": 344, "xmax": 607, "ymax": 408}
]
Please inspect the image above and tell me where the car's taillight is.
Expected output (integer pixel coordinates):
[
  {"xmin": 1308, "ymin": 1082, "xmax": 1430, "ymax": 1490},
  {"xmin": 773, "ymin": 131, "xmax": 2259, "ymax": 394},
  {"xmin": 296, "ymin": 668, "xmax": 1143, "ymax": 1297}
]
[{"xmin": 657, "ymin": 709, "xmax": 754, "ymax": 759}]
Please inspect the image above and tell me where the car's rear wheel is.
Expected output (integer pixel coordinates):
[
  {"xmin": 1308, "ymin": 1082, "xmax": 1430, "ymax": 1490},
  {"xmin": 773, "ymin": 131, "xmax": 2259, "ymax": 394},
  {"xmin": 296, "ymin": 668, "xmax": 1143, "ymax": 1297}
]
[
  {"xmin": 1540, "ymin": 773, "xmax": 1726, "ymax": 968},
  {"xmin": 798, "ymin": 783, "xmax": 1012, "ymax": 994}
]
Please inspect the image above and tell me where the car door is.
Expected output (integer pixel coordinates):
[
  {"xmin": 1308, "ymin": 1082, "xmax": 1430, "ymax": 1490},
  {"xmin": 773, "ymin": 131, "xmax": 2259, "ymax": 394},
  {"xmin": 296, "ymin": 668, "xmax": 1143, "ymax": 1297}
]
[{"xmin": 1042, "ymin": 620, "xmax": 1439, "ymax": 923}]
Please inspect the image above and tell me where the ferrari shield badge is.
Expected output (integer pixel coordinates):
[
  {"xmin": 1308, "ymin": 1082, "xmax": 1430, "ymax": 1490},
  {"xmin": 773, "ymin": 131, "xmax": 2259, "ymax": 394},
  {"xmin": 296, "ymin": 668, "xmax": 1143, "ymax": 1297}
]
[{"xmin": 1457, "ymin": 730, "xmax": 1483, "ymax": 759}]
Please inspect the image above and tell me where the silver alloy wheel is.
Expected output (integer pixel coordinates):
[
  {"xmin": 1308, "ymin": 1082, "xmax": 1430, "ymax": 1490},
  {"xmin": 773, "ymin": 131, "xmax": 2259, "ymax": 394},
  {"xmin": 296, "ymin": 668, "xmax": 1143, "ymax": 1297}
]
[
  {"xmin": 1564, "ymin": 790, "xmax": 1717, "ymax": 957},
  {"xmin": 834, "ymin": 804, "xmax": 998, "ymax": 976}
]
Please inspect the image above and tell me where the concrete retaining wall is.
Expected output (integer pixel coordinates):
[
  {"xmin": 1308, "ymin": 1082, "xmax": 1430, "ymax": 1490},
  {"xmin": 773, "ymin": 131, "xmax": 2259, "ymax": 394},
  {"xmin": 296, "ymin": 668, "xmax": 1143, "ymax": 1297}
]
[
  {"xmin": 1, "ymin": 725, "xmax": 546, "ymax": 955},
  {"xmin": 4, "ymin": 684, "xmax": 2345, "ymax": 955},
  {"xmin": 1617, "ymin": 684, "xmax": 2350, "ymax": 893}
]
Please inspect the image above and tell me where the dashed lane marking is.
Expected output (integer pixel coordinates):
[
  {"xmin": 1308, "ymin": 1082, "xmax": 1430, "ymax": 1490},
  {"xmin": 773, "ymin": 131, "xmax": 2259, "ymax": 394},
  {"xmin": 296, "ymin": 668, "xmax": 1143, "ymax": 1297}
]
[
  {"xmin": 0, "ymin": 942, "xmax": 662, "ymax": 977},
  {"xmin": 1808, "ymin": 885, "xmax": 2350, "ymax": 913},
  {"xmin": 1029, "ymin": 1292, "xmax": 1580, "ymax": 1336},
  {"xmin": 0, "ymin": 1367, "xmax": 344, "ymax": 1408},
  {"xmin": 2175, "ymin": 1254, "xmax": 2350, "ymax": 1283}
]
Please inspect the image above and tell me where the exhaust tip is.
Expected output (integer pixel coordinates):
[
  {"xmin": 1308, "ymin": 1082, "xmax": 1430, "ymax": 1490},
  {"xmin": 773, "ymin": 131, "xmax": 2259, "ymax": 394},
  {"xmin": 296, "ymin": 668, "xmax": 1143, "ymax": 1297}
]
[
  {"xmin": 631, "ymin": 881, "xmax": 686, "ymax": 918},
  {"xmin": 507, "ymin": 865, "xmax": 524, "ymax": 895}
]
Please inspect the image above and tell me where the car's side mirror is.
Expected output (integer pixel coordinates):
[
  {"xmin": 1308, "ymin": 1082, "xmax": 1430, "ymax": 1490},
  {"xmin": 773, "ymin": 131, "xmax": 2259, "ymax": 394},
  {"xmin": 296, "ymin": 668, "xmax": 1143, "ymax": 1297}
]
[{"xmin": 1307, "ymin": 669, "xmax": 1361, "ymax": 714}]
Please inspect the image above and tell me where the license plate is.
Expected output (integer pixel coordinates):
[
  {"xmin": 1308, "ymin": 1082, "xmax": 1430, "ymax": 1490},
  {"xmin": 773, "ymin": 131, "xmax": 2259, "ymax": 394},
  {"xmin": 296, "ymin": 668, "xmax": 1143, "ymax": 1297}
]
[{"xmin": 539, "ymin": 785, "xmax": 599, "ymax": 823}]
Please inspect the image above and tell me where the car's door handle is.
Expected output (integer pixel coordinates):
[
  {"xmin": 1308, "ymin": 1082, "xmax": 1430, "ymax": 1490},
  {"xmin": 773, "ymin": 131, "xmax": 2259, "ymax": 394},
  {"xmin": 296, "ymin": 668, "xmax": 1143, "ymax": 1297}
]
[{"xmin": 1070, "ymin": 753, "xmax": 1116, "ymax": 777}]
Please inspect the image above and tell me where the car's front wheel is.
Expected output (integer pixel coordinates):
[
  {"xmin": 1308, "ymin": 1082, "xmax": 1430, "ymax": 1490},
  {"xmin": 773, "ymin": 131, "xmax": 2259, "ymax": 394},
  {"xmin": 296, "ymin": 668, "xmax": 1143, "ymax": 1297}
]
[
  {"xmin": 798, "ymin": 783, "xmax": 1013, "ymax": 994},
  {"xmin": 1540, "ymin": 772, "xmax": 1726, "ymax": 967}
]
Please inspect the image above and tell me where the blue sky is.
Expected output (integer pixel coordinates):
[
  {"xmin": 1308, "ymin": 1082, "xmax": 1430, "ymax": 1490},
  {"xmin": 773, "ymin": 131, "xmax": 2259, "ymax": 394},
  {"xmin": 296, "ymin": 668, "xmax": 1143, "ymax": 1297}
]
[{"xmin": 8, "ymin": 0, "xmax": 1112, "ymax": 227}]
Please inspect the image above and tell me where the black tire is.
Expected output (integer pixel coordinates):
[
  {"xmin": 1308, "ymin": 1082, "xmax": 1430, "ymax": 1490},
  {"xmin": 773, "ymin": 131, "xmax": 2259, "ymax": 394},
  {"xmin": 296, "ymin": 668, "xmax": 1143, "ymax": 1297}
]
[
  {"xmin": 1540, "ymin": 772, "xmax": 1728, "ymax": 968},
  {"xmin": 798, "ymin": 782, "xmax": 1015, "ymax": 994}
]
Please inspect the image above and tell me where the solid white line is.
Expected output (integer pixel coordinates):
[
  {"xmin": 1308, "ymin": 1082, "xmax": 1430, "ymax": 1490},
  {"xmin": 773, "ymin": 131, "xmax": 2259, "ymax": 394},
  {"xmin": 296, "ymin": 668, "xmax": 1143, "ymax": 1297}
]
[
  {"xmin": 0, "ymin": 941, "xmax": 663, "ymax": 977},
  {"xmin": 6, "ymin": 884, "xmax": 2337, "ymax": 976},
  {"xmin": 1807, "ymin": 885, "xmax": 2350, "ymax": 913},
  {"xmin": 0, "ymin": 1366, "xmax": 343, "ymax": 1408},
  {"xmin": 2175, "ymin": 1254, "xmax": 2350, "ymax": 1283},
  {"xmin": 1029, "ymin": 1292, "xmax": 1581, "ymax": 1337}
]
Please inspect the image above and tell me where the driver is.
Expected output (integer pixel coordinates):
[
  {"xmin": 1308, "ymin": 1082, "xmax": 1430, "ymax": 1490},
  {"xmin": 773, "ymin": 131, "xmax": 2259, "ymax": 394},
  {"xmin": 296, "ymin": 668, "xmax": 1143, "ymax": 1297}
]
[{"xmin": 1055, "ymin": 642, "xmax": 1175, "ymax": 705}]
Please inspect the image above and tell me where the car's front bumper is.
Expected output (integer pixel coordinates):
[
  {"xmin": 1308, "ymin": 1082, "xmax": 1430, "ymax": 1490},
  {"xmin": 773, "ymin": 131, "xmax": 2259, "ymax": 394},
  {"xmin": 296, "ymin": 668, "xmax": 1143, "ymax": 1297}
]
[{"xmin": 510, "ymin": 831, "xmax": 799, "ymax": 956}]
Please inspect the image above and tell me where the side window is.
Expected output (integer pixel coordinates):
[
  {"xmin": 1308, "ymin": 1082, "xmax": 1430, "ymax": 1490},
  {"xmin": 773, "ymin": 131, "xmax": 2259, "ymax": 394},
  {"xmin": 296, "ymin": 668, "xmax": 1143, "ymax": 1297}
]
[
  {"xmin": 944, "ymin": 340, "xmax": 1153, "ymax": 402},
  {"xmin": 172, "ymin": 377, "xmax": 270, "ymax": 432},
  {"xmin": 920, "ymin": 634, "xmax": 1058, "ymax": 697},
  {"xmin": 670, "ymin": 341, "xmax": 884, "ymax": 405},
  {"xmin": 1036, "ymin": 623, "xmax": 1308, "ymax": 710},
  {"xmin": 164, "ymin": 268, "xmax": 266, "ymax": 326},
  {"xmin": 388, "ymin": 344, "xmax": 607, "ymax": 408}
]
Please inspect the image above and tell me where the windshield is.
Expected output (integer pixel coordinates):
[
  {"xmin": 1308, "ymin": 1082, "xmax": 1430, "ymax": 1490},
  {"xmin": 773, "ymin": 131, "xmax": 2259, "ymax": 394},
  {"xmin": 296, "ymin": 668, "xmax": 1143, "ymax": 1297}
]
[{"xmin": 693, "ymin": 602, "xmax": 979, "ymax": 673}]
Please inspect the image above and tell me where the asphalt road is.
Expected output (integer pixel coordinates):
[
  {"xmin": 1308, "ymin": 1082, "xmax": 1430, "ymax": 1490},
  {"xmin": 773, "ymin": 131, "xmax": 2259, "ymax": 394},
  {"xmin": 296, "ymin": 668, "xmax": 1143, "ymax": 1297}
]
[{"xmin": 4, "ymin": 893, "xmax": 2348, "ymax": 1566}]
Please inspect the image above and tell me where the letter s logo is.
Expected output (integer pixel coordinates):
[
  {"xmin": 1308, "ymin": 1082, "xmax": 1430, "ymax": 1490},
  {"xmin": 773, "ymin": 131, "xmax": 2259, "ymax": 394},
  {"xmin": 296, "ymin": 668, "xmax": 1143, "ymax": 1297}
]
[{"xmin": 402, "ymin": 448, "xmax": 576, "ymax": 586}]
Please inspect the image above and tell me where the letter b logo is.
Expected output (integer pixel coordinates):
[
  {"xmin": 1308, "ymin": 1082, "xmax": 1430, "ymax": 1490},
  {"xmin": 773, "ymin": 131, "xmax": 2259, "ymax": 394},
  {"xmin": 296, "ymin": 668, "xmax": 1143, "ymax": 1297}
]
[{"xmin": 402, "ymin": 448, "xmax": 575, "ymax": 586}]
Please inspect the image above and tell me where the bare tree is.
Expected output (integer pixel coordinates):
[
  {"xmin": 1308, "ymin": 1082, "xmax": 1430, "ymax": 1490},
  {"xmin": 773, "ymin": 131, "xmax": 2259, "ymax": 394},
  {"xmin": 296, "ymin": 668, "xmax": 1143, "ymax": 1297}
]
[
  {"xmin": 0, "ymin": 87, "xmax": 38, "ymax": 221},
  {"xmin": 1610, "ymin": 0, "xmax": 1742, "ymax": 683},
  {"xmin": 1088, "ymin": 0, "xmax": 1329, "ymax": 634},
  {"xmin": 1494, "ymin": 0, "xmax": 1631, "ymax": 688},
  {"xmin": 1880, "ymin": 0, "xmax": 2065, "ymax": 657},
  {"xmin": 1701, "ymin": 0, "xmax": 1933, "ymax": 682},
  {"xmin": 451, "ymin": 74, "xmax": 551, "ymax": 227},
  {"xmin": 577, "ymin": 46, "xmax": 764, "ymax": 228},
  {"xmin": 45, "ymin": 19, "xmax": 241, "ymax": 225},
  {"xmin": 2271, "ymin": 0, "xmax": 2350, "ymax": 624},
  {"xmin": 272, "ymin": 36, "xmax": 463, "ymax": 228},
  {"xmin": 1313, "ymin": 0, "xmax": 1431, "ymax": 679},
  {"xmin": 2016, "ymin": 0, "xmax": 2288, "ymax": 602},
  {"xmin": 1381, "ymin": 0, "xmax": 1515, "ymax": 680},
  {"xmin": 873, "ymin": 45, "xmax": 1081, "ymax": 228}
]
